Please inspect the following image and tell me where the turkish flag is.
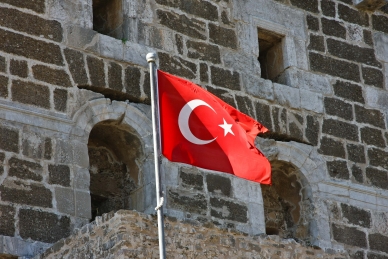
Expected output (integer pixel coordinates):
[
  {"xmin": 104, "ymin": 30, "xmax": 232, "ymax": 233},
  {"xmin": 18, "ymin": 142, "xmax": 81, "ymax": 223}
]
[{"xmin": 157, "ymin": 70, "xmax": 271, "ymax": 184}]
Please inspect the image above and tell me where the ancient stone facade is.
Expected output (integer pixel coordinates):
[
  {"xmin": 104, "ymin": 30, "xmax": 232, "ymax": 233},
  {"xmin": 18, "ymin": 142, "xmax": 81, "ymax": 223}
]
[
  {"xmin": 0, "ymin": 0, "xmax": 387, "ymax": 258},
  {"xmin": 35, "ymin": 210, "xmax": 349, "ymax": 259}
]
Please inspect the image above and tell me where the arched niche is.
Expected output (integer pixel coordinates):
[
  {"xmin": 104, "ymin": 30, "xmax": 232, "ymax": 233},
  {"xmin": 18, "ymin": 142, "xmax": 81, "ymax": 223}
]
[
  {"xmin": 262, "ymin": 160, "xmax": 314, "ymax": 244},
  {"xmin": 88, "ymin": 120, "xmax": 144, "ymax": 220},
  {"xmin": 258, "ymin": 139, "xmax": 332, "ymax": 249},
  {"xmin": 70, "ymin": 98, "xmax": 155, "ymax": 221}
]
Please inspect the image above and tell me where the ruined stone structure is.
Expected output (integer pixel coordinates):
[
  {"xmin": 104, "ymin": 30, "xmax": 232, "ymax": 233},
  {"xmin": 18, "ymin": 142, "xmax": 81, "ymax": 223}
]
[{"xmin": 0, "ymin": 0, "xmax": 387, "ymax": 258}]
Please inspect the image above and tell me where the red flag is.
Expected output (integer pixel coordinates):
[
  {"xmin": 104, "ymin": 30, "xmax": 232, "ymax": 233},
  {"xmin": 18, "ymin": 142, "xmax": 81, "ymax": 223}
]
[{"xmin": 157, "ymin": 70, "xmax": 271, "ymax": 184}]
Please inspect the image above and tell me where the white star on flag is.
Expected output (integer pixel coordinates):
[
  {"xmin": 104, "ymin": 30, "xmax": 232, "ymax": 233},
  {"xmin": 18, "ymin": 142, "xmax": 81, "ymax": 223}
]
[{"xmin": 219, "ymin": 118, "xmax": 234, "ymax": 136}]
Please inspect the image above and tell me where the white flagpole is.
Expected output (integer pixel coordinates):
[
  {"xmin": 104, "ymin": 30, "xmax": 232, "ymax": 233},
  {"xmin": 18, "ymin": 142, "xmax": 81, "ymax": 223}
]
[{"xmin": 146, "ymin": 52, "xmax": 166, "ymax": 259}]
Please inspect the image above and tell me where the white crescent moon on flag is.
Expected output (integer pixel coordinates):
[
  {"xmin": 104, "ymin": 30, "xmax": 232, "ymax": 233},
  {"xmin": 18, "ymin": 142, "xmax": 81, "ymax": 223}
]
[{"xmin": 178, "ymin": 99, "xmax": 217, "ymax": 145}]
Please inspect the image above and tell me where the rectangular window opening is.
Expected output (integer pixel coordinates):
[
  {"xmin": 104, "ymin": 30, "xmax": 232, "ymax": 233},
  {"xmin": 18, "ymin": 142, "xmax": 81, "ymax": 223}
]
[
  {"xmin": 93, "ymin": 0, "xmax": 124, "ymax": 39},
  {"xmin": 258, "ymin": 28, "xmax": 285, "ymax": 81}
]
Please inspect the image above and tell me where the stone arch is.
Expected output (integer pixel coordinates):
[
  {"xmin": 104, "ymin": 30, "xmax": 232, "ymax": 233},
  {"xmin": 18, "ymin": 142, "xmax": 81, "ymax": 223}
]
[
  {"xmin": 259, "ymin": 139, "xmax": 331, "ymax": 248},
  {"xmin": 262, "ymin": 160, "xmax": 314, "ymax": 243},
  {"xmin": 70, "ymin": 98, "xmax": 155, "ymax": 221}
]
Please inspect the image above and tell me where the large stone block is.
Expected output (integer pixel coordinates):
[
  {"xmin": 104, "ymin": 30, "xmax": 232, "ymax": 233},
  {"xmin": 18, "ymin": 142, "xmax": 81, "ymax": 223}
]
[
  {"xmin": 12, "ymin": 80, "xmax": 50, "ymax": 109},
  {"xmin": 322, "ymin": 118, "xmax": 358, "ymax": 141},
  {"xmin": 324, "ymin": 97, "xmax": 353, "ymax": 121},
  {"xmin": 352, "ymin": 164, "xmax": 364, "ymax": 183},
  {"xmin": 309, "ymin": 52, "xmax": 360, "ymax": 82},
  {"xmin": 321, "ymin": 18, "xmax": 346, "ymax": 39},
  {"xmin": 307, "ymin": 15, "xmax": 319, "ymax": 31},
  {"xmin": 49, "ymin": 164, "xmax": 71, "ymax": 187},
  {"xmin": 0, "ymin": 7, "xmax": 62, "ymax": 42},
  {"xmin": 305, "ymin": 115, "xmax": 319, "ymax": 146},
  {"xmin": 374, "ymin": 32, "xmax": 388, "ymax": 62},
  {"xmin": 341, "ymin": 204, "xmax": 371, "ymax": 228},
  {"xmin": 8, "ymin": 157, "xmax": 43, "ymax": 181},
  {"xmin": 0, "ymin": 204, "xmax": 15, "ymax": 236},
  {"xmin": 19, "ymin": 209, "xmax": 70, "ymax": 243},
  {"xmin": 347, "ymin": 143, "xmax": 366, "ymax": 163},
  {"xmin": 10, "ymin": 59, "xmax": 28, "ymax": 78},
  {"xmin": 308, "ymin": 34, "xmax": 325, "ymax": 52},
  {"xmin": 75, "ymin": 191, "xmax": 91, "ymax": 219},
  {"xmin": 369, "ymin": 233, "xmax": 388, "ymax": 254},
  {"xmin": 210, "ymin": 66, "xmax": 240, "ymax": 91},
  {"xmin": 366, "ymin": 167, "xmax": 388, "ymax": 190},
  {"xmin": 338, "ymin": 4, "xmax": 369, "ymax": 27},
  {"xmin": 74, "ymin": 167, "xmax": 90, "ymax": 190},
  {"xmin": 210, "ymin": 197, "xmax": 248, "ymax": 223},
  {"xmin": 55, "ymin": 187, "xmax": 75, "ymax": 215},
  {"xmin": 179, "ymin": 167, "xmax": 203, "ymax": 191},
  {"xmin": 157, "ymin": 9, "xmax": 206, "ymax": 40},
  {"xmin": 64, "ymin": 48, "xmax": 88, "ymax": 85},
  {"xmin": 32, "ymin": 65, "xmax": 72, "ymax": 88},
  {"xmin": 300, "ymin": 89, "xmax": 323, "ymax": 113},
  {"xmin": 235, "ymin": 95, "xmax": 255, "ymax": 118},
  {"xmin": 187, "ymin": 40, "xmax": 221, "ymax": 64},
  {"xmin": 209, "ymin": 23, "xmax": 237, "ymax": 49},
  {"xmin": 0, "ymin": 179, "xmax": 52, "ymax": 207},
  {"xmin": 362, "ymin": 66, "xmax": 384, "ymax": 88},
  {"xmin": 321, "ymin": 1, "xmax": 335, "ymax": 17},
  {"xmin": 361, "ymin": 127, "xmax": 385, "ymax": 148},
  {"xmin": 156, "ymin": 0, "xmax": 218, "ymax": 21},
  {"xmin": 87, "ymin": 56, "xmax": 105, "ymax": 87},
  {"xmin": 289, "ymin": 0, "xmax": 318, "ymax": 13},
  {"xmin": 54, "ymin": 88, "xmax": 67, "ymax": 112},
  {"xmin": 0, "ymin": 55, "xmax": 5, "ymax": 72},
  {"xmin": 168, "ymin": 188, "xmax": 207, "ymax": 215},
  {"xmin": 0, "ymin": 75, "xmax": 8, "ymax": 98},
  {"xmin": 273, "ymin": 83, "xmax": 300, "ymax": 109},
  {"xmin": 326, "ymin": 160, "xmax": 349, "ymax": 180},
  {"xmin": 206, "ymin": 174, "xmax": 231, "ymax": 197},
  {"xmin": 332, "ymin": 224, "xmax": 367, "ymax": 248},
  {"xmin": 372, "ymin": 14, "xmax": 388, "ymax": 34},
  {"xmin": 124, "ymin": 65, "xmax": 142, "ymax": 101},
  {"xmin": 327, "ymin": 38, "xmax": 381, "ymax": 68},
  {"xmin": 200, "ymin": 63, "xmax": 208, "ymax": 83},
  {"xmin": 0, "ymin": 125, "xmax": 19, "ymax": 153},
  {"xmin": 108, "ymin": 62, "xmax": 123, "ymax": 92},
  {"xmin": 0, "ymin": 28, "xmax": 63, "ymax": 65},
  {"xmin": 159, "ymin": 52, "xmax": 197, "ymax": 80},
  {"xmin": 333, "ymin": 80, "xmax": 365, "ymax": 104},
  {"xmin": 318, "ymin": 137, "xmax": 346, "ymax": 159},
  {"xmin": 0, "ymin": 0, "xmax": 45, "ymax": 13},
  {"xmin": 355, "ymin": 105, "xmax": 386, "ymax": 129},
  {"xmin": 368, "ymin": 148, "xmax": 388, "ymax": 170}
]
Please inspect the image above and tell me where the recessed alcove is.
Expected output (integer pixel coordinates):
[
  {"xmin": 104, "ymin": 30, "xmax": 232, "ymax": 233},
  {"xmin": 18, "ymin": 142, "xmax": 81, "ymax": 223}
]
[
  {"xmin": 262, "ymin": 160, "xmax": 314, "ymax": 244},
  {"xmin": 258, "ymin": 28, "xmax": 285, "ymax": 81},
  {"xmin": 93, "ymin": 0, "xmax": 124, "ymax": 39},
  {"xmin": 88, "ymin": 119, "xmax": 143, "ymax": 221}
]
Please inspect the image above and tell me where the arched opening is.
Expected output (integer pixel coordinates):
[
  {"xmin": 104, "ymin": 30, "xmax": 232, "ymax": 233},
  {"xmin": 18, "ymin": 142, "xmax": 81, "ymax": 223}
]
[
  {"xmin": 87, "ymin": 119, "xmax": 144, "ymax": 221},
  {"xmin": 262, "ymin": 160, "xmax": 314, "ymax": 244}
]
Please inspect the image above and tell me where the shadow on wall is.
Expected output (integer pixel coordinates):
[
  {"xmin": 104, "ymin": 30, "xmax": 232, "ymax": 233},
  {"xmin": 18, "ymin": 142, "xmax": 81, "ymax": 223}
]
[
  {"xmin": 262, "ymin": 160, "xmax": 314, "ymax": 245},
  {"xmin": 87, "ymin": 119, "xmax": 144, "ymax": 221}
]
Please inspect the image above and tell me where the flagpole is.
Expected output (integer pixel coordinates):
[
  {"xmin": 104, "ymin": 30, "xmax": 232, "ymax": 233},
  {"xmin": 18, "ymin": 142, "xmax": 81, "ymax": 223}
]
[{"xmin": 146, "ymin": 52, "xmax": 166, "ymax": 259}]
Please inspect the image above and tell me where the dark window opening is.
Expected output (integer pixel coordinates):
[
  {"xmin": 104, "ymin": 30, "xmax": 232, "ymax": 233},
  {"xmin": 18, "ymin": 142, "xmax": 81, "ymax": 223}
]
[
  {"xmin": 88, "ymin": 120, "xmax": 143, "ymax": 221},
  {"xmin": 262, "ymin": 161, "xmax": 314, "ymax": 245},
  {"xmin": 93, "ymin": 0, "xmax": 124, "ymax": 39},
  {"xmin": 258, "ymin": 28, "xmax": 285, "ymax": 81}
]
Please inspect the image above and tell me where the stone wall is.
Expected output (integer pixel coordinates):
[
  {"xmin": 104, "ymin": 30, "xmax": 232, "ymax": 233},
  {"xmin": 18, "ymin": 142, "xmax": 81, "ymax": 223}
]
[
  {"xmin": 34, "ymin": 210, "xmax": 349, "ymax": 259},
  {"xmin": 0, "ymin": 0, "xmax": 387, "ymax": 258}
]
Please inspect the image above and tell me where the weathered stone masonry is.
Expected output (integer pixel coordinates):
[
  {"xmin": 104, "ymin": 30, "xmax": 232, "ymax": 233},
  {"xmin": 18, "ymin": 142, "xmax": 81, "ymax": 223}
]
[{"xmin": 0, "ymin": 0, "xmax": 387, "ymax": 258}]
